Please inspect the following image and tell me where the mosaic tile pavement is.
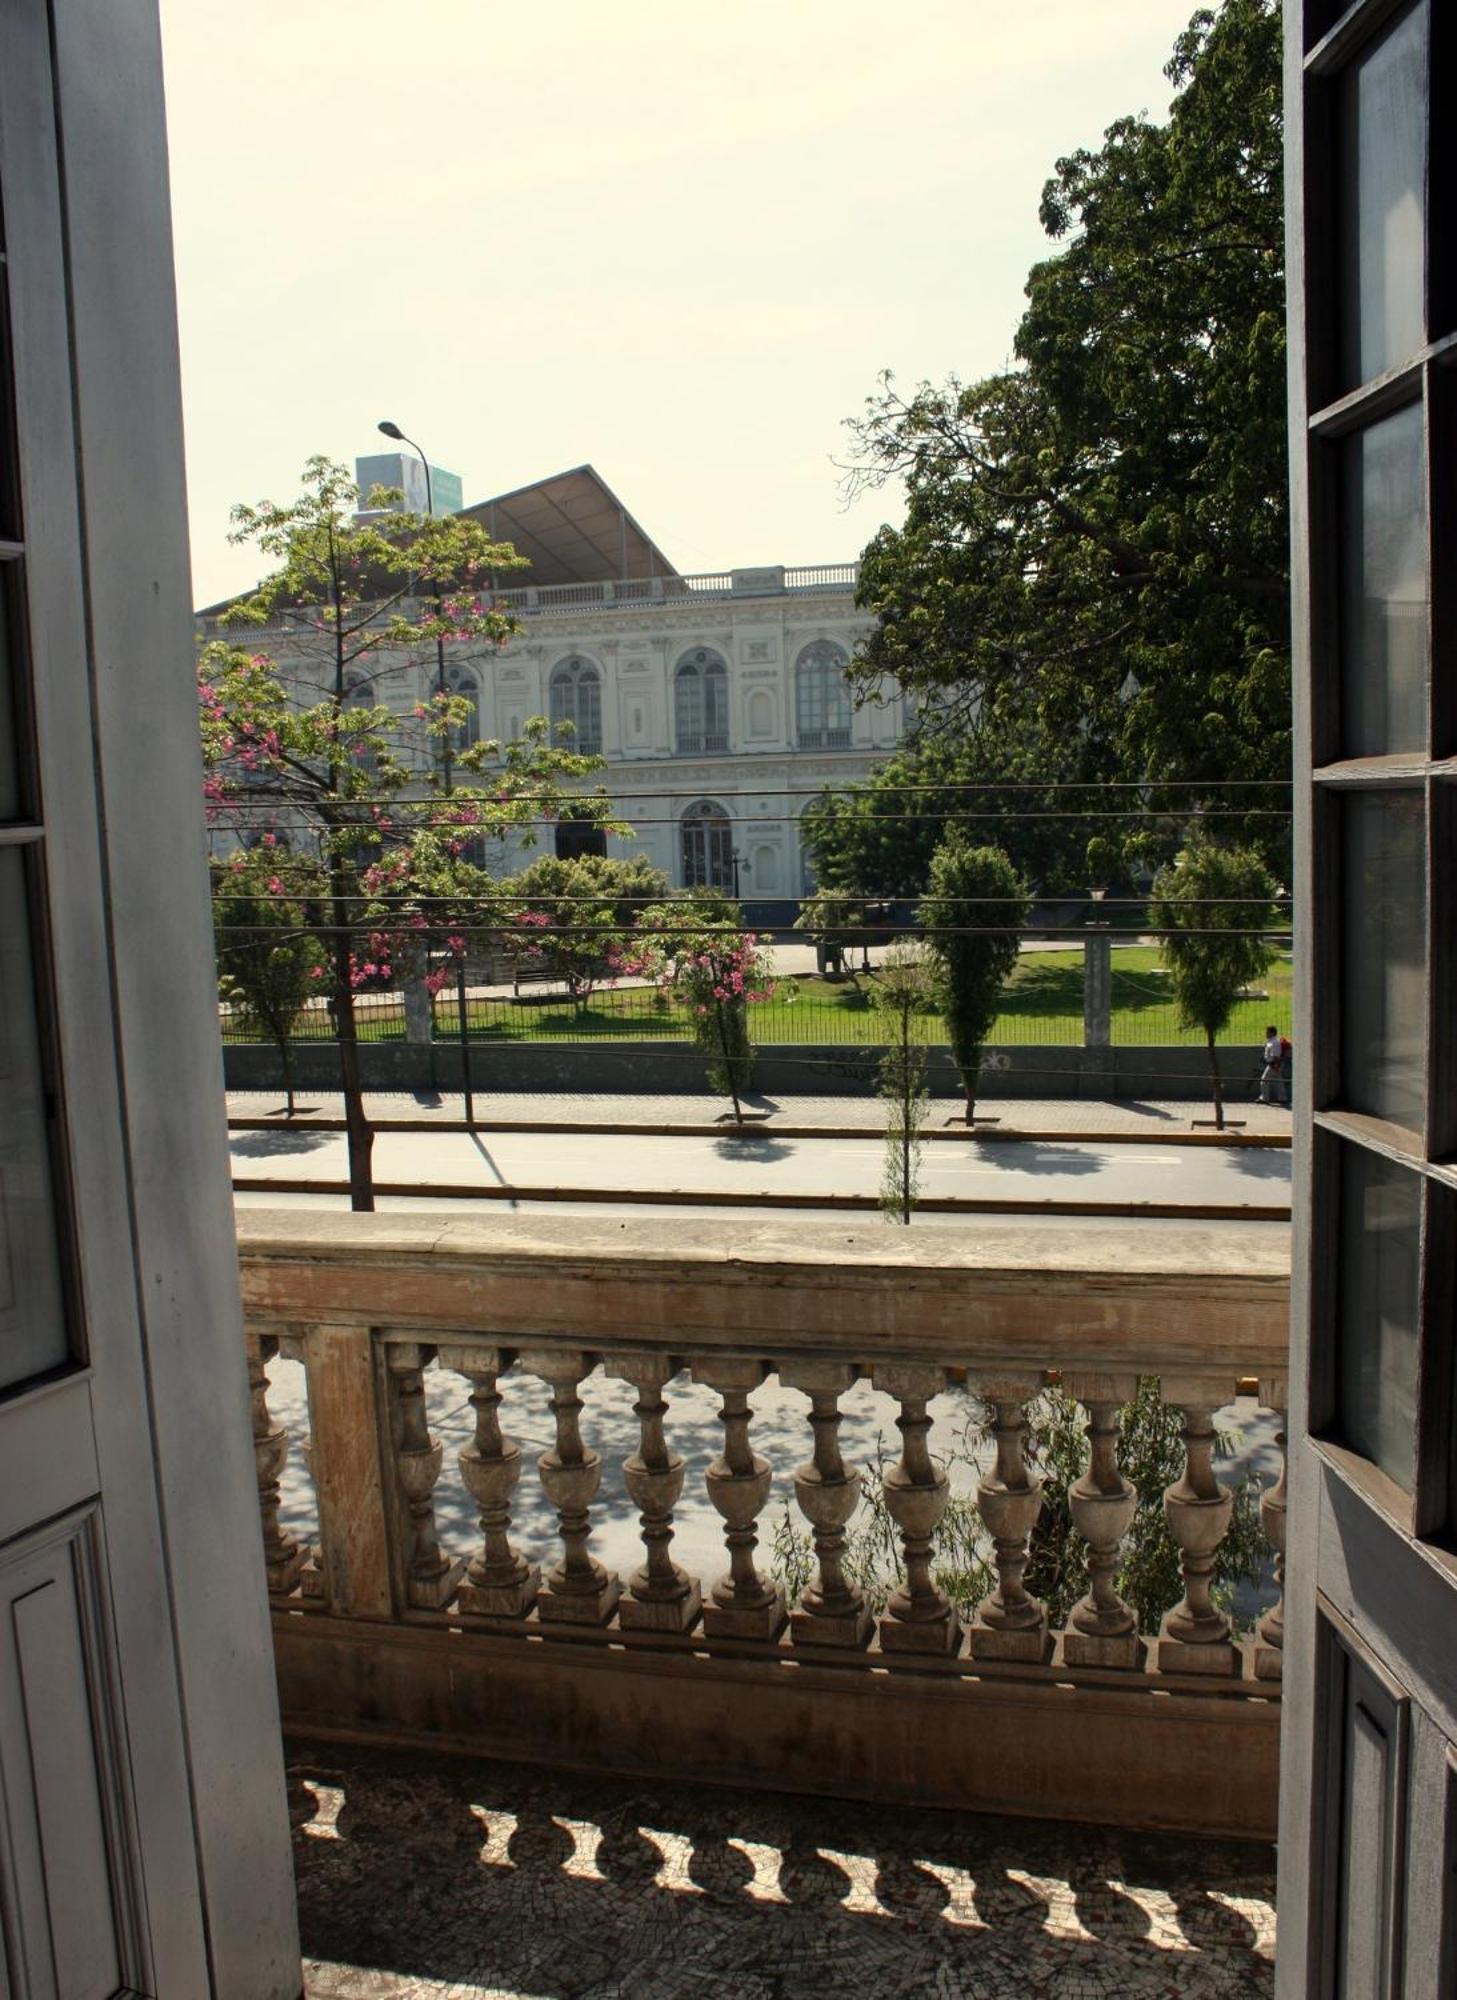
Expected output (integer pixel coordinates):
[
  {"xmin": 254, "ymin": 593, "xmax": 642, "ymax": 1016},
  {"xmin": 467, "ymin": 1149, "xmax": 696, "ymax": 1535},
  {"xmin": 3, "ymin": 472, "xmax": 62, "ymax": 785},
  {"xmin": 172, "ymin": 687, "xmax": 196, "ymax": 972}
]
[{"xmin": 292, "ymin": 1739, "xmax": 1276, "ymax": 1999}]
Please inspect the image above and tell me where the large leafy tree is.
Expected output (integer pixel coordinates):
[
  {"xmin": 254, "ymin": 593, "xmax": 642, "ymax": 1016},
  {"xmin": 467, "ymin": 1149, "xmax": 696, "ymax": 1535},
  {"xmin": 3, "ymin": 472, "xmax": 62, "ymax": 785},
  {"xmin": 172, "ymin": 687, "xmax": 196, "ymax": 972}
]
[
  {"xmin": 801, "ymin": 726, "xmax": 1107, "ymax": 901},
  {"xmin": 842, "ymin": 0, "xmax": 1288, "ymax": 875},
  {"xmin": 201, "ymin": 457, "xmax": 615, "ymax": 1206}
]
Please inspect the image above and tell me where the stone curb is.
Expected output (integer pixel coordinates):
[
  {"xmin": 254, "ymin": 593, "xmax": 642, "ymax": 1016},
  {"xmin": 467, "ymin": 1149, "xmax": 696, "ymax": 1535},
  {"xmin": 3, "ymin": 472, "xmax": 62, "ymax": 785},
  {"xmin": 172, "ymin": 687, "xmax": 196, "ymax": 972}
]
[
  {"xmin": 227, "ymin": 1114, "xmax": 1290, "ymax": 1150},
  {"xmin": 231, "ymin": 1175, "xmax": 1291, "ymax": 1221}
]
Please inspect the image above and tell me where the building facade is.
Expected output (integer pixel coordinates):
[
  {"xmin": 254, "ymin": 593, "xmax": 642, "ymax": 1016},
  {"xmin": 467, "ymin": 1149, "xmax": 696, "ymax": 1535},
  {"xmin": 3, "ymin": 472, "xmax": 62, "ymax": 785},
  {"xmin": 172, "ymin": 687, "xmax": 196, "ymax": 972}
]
[
  {"xmin": 201, "ymin": 465, "xmax": 901, "ymax": 905},
  {"xmin": 474, "ymin": 561, "xmax": 894, "ymax": 902}
]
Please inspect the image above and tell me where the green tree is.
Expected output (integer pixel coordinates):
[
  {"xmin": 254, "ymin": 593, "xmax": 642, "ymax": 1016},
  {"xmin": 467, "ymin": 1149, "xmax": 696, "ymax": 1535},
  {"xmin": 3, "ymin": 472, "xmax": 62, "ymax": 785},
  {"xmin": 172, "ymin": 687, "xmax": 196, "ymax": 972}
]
[
  {"xmin": 635, "ymin": 892, "xmax": 779, "ymax": 1125},
  {"xmin": 201, "ymin": 456, "xmax": 616, "ymax": 1206},
  {"xmin": 1018, "ymin": 1379, "xmax": 1267, "ymax": 1635},
  {"xmin": 802, "ymin": 727, "xmax": 1111, "ymax": 903},
  {"xmin": 503, "ymin": 853, "xmax": 668, "ymax": 1012},
  {"xmin": 873, "ymin": 942, "xmax": 933, "ymax": 1224},
  {"xmin": 919, "ymin": 839, "xmax": 1028, "ymax": 1124},
  {"xmin": 1149, "ymin": 834, "xmax": 1276, "ymax": 1128},
  {"xmin": 841, "ymin": 0, "xmax": 1288, "ymax": 878},
  {"xmin": 771, "ymin": 1379, "xmax": 1268, "ymax": 1633},
  {"xmin": 211, "ymin": 845, "xmax": 325, "ymax": 1117}
]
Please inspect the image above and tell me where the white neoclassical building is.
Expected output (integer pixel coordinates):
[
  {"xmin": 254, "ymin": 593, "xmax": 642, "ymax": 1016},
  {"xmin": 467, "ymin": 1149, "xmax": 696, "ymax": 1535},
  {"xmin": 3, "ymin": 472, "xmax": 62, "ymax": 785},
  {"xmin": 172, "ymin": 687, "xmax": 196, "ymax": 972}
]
[
  {"xmin": 450, "ymin": 466, "xmax": 899, "ymax": 903},
  {"xmin": 200, "ymin": 463, "xmax": 902, "ymax": 904}
]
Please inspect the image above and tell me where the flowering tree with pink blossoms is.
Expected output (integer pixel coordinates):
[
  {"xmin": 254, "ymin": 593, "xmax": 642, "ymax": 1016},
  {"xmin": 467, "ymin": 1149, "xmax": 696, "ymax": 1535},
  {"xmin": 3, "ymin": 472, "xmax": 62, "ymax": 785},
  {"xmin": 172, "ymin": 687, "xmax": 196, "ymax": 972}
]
[
  {"xmin": 201, "ymin": 457, "xmax": 615, "ymax": 1206},
  {"xmin": 633, "ymin": 892, "xmax": 781, "ymax": 1124}
]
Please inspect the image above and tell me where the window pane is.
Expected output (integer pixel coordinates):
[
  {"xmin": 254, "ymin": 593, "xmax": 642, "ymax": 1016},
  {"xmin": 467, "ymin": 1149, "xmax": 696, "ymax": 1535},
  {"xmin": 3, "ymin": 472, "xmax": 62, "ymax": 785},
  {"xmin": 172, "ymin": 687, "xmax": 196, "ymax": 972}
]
[
  {"xmin": 1337, "ymin": 1144, "xmax": 1421, "ymax": 1491},
  {"xmin": 0, "ymin": 849, "xmax": 68, "ymax": 1390},
  {"xmin": 1339, "ymin": 1, "xmax": 1428, "ymax": 387},
  {"xmin": 1341, "ymin": 403, "xmax": 1427, "ymax": 755},
  {"xmin": 1341, "ymin": 791, "xmax": 1426, "ymax": 1131},
  {"xmin": 0, "ymin": 578, "xmax": 19, "ymax": 819}
]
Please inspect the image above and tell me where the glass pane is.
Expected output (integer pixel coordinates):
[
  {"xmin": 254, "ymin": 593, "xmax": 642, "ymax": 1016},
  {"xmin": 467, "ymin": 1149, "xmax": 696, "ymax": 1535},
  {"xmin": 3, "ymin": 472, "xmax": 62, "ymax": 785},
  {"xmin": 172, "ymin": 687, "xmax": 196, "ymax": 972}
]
[
  {"xmin": 1337, "ymin": 1144, "xmax": 1421, "ymax": 1491},
  {"xmin": 1339, "ymin": 1, "xmax": 1429, "ymax": 387},
  {"xmin": 0, "ymin": 849, "xmax": 68, "ymax": 1390},
  {"xmin": 1341, "ymin": 791, "xmax": 1427, "ymax": 1130},
  {"xmin": 1341, "ymin": 404, "xmax": 1427, "ymax": 755}
]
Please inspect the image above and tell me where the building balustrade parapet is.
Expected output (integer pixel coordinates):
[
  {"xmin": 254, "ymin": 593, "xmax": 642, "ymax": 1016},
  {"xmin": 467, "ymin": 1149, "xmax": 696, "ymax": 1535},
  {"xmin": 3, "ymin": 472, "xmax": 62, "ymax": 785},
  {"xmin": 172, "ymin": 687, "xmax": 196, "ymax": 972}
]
[{"xmin": 240, "ymin": 1212, "xmax": 1288, "ymax": 1718}]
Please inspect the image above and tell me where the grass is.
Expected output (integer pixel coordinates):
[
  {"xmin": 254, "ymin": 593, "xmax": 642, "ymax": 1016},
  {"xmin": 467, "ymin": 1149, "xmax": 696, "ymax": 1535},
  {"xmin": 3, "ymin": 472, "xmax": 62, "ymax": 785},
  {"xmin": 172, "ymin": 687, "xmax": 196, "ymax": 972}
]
[{"xmin": 372, "ymin": 944, "xmax": 1294, "ymax": 1049}]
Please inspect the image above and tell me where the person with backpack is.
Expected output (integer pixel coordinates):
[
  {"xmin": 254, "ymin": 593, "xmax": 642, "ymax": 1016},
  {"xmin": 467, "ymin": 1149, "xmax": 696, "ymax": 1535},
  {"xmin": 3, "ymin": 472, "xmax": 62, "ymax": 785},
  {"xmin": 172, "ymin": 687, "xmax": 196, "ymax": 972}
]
[{"xmin": 1260, "ymin": 1024, "xmax": 1292, "ymax": 1106}]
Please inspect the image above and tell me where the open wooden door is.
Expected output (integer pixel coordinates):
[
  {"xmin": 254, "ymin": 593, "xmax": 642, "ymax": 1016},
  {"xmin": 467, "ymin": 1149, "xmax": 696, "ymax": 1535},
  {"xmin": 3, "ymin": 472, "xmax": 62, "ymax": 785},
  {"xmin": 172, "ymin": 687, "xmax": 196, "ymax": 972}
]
[
  {"xmin": 0, "ymin": 2, "xmax": 299, "ymax": 1993},
  {"xmin": 1280, "ymin": 2, "xmax": 1457, "ymax": 1993}
]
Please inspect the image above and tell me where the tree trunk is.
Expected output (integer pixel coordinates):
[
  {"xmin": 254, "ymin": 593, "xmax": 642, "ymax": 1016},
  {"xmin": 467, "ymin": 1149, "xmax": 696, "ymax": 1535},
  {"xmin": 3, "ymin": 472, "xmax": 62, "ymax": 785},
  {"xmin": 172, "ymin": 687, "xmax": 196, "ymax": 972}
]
[
  {"xmin": 401, "ymin": 975, "xmax": 434, "ymax": 1045},
  {"xmin": 279, "ymin": 1034, "xmax": 296, "ymax": 1119},
  {"xmin": 330, "ymin": 885, "xmax": 374, "ymax": 1210},
  {"xmin": 1205, "ymin": 1024, "xmax": 1225, "ymax": 1133},
  {"xmin": 717, "ymin": 998, "xmax": 742, "ymax": 1124}
]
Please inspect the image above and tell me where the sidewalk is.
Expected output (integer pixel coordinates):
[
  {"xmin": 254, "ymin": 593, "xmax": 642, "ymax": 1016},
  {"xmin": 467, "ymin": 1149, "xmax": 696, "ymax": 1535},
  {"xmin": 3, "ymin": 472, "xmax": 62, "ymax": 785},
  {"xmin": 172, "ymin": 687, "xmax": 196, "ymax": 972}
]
[{"xmin": 227, "ymin": 1087, "xmax": 1292, "ymax": 1144}]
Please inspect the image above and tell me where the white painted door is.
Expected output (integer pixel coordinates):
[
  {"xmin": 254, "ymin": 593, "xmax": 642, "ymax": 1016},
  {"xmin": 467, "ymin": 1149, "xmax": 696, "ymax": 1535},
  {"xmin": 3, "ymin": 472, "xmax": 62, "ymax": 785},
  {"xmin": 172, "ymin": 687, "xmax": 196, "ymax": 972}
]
[{"xmin": 0, "ymin": 3, "xmax": 299, "ymax": 1993}]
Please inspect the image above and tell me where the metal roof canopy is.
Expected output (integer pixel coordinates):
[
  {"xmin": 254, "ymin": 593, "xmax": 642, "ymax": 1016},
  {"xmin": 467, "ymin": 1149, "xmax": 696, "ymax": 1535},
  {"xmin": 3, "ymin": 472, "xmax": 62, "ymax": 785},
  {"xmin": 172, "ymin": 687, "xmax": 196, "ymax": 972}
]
[{"xmin": 460, "ymin": 464, "xmax": 679, "ymax": 587}]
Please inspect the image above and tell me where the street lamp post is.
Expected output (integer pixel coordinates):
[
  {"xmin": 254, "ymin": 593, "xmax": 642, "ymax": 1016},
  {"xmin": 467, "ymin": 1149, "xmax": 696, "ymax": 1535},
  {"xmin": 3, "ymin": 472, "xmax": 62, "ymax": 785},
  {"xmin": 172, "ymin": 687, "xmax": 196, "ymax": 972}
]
[
  {"xmin": 379, "ymin": 419, "xmax": 472, "ymax": 1121},
  {"xmin": 377, "ymin": 419, "xmax": 452, "ymax": 795}
]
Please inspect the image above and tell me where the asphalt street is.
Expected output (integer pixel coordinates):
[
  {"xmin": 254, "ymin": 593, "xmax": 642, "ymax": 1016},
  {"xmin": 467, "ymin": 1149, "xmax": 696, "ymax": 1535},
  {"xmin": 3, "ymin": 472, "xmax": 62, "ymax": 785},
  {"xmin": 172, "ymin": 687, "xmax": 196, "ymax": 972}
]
[{"xmin": 230, "ymin": 1125, "xmax": 1290, "ymax": 1213}]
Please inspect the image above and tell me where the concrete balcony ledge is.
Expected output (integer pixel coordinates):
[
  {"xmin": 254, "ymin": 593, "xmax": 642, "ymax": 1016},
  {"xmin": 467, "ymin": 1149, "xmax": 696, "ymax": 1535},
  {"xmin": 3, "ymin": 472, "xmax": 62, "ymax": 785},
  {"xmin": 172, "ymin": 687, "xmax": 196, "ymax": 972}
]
[
  {"xmin": 240, "ymin": 1210, "xmax": 1291, "ymax": 1853},
  {"xmin": 237, "ymin": 1209, "xmax": 1290, "ymax": 1376}
]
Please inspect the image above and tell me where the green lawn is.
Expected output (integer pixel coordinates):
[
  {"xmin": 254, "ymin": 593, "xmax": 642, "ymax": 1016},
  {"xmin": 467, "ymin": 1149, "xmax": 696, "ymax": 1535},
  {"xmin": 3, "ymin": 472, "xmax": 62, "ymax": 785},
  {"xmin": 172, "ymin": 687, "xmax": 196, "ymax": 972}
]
[{"xmin": 400, "ymin": 945, "xmax": 1293, "ymax": 1049}]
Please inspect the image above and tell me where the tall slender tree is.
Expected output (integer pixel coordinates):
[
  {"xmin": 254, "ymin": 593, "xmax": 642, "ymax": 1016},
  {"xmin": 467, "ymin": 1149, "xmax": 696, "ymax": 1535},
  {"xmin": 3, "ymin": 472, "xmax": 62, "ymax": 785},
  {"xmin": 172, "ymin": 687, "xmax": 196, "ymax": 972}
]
[
  {"xmin": 919, "ymin": 839, "xmax": 1028, "ymax": 1125},
  {"xmin": 1149, "ymin": 835, "xmax": 1276, "ymax": 1129}
]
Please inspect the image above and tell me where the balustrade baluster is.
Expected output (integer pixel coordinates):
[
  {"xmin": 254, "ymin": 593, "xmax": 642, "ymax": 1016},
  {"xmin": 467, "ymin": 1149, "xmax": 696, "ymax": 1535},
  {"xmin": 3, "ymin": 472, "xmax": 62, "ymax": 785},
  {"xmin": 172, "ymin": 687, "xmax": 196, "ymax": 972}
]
[
  {"xmin": 521, "ymin": 1349, "xmax": 621, "ymax": 1625},
  {"xmin": 438, "ymin": 1345, "xmax": 539, "ymax": 1622},
  {"xmin": 1062, "ymin": 1373, "xmax": 1141, "ymax": 1669},
  {"xmin": 1255, "ymin": 1378, "xmax": 1287, "ymax": 1682},
  {"xmin": 877, "ymin": 1365, "xmax": 960, "ymax": 1655},
  {"xmin": 247, "ymin": 1326, "xmax": 305, "ymax": 1596},
  {"xmin": 276, "ymin": 1330, "xmax": 325, "ymax": 1598},
  {"xmin": 385, "ymin": 1344, "xmax": 465, "ymax": 1610},
  {"xmin": 1158, "ymin": 1375, "xmax": 1238, "ymax": 1676},
  {"xmin": 608, "ymin": 1353, "xmax": 701, "ymax": 1633},
  {"xmin": 782, "ymin": 1363, "xmax": 872, "ymax": 1647},
  {"xmin": 693, "ymin": 1359, "xmax": 786, "ymax": 1641},
  {"xmin": 970, "ymin": 1375, "xmax": 1050, "ymax": 1662}
]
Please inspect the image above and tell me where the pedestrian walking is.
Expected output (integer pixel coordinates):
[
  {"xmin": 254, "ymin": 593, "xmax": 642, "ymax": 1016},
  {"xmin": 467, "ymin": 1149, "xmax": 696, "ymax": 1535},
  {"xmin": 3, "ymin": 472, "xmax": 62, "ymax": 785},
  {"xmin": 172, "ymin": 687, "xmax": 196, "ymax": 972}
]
[{"xmin": 1260, "ymin": 1024, "xmax": 1292, "ymax": 1106}]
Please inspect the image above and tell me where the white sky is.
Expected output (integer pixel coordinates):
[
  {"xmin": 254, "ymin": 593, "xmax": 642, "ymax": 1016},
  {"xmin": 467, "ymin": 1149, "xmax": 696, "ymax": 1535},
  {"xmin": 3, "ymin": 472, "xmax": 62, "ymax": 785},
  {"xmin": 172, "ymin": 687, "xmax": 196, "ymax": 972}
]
[{"xmin": 160, "ymin": 0, "xmax": 1199, "ymax": 607}]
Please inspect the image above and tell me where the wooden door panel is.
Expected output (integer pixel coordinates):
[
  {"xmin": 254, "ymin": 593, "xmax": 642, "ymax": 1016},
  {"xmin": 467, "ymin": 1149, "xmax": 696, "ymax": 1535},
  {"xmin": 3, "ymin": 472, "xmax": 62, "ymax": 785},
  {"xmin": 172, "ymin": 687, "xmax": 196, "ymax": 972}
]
[
  {"xmin": 0, "ymin": 1506, "xmax": 148, "ymax": 2000},
  {"xmin": 1319, "ymin": 1610, "xmax": 1408, "ymax": 2000}
]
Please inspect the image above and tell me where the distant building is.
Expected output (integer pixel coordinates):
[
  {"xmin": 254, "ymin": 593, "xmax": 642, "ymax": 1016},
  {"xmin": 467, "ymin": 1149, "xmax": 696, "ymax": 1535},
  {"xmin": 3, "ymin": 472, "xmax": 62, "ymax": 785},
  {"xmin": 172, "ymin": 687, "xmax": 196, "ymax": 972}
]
[
  {"xmin": 469, "ymin": 469, "xmax": 898, "ymax": 902},
  {"xmin": 199, "ymin": 461, "xmax": 902, "ymax": 906},
  {"xmin": 355, "ymin": 448, "xmax": 463, "ymax": 519}
]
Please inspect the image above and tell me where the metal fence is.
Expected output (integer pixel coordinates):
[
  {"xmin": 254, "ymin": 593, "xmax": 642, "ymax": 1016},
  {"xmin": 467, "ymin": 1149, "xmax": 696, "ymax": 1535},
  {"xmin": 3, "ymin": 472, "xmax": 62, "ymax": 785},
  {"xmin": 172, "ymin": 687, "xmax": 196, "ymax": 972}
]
[{"xmin": 217, "ymin": 945, "xmax": 1293, "ymax": 1052}]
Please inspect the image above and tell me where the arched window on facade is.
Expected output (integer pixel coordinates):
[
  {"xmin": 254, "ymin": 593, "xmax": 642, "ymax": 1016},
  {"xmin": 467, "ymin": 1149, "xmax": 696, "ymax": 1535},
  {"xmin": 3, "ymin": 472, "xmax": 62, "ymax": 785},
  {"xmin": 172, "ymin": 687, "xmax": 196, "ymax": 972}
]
[
  {"xmin": 444, "ymin": 664, "xmax": 480, "ymax": 753},
  {"xmin": 342, "ymin": 672, "xmax": 380, "ymax": 779},
  {"xmin": 549, "ymin": 656, "xmax": 602, "ymax": 753},
  {"xmin": 794, "ymin": 640, "xmax": 852, "ymax": 749},
  {"xmin": 680, "ymin": 798, "xmax": 734, "ymax": 892},
  {"xmin": 674, "ymin": 647, "xmax": 730, "ymax": 754}
]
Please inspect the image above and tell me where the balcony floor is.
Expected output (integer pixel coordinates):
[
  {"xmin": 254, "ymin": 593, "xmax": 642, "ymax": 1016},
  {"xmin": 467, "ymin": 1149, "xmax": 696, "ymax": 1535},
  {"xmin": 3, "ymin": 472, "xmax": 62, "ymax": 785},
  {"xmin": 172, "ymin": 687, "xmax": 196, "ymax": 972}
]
[{"xmin": 292, "ymin": 1737, "xmax": 1276, "ymax": 1999}]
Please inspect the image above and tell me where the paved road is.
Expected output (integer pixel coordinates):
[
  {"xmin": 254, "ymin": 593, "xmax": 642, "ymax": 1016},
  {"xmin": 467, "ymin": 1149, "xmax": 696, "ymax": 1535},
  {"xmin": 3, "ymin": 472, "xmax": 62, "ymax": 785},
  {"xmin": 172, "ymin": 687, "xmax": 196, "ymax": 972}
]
[{"xmin": 230, "ymin": 1126, "xmax": 1290, "ymax": 1212}]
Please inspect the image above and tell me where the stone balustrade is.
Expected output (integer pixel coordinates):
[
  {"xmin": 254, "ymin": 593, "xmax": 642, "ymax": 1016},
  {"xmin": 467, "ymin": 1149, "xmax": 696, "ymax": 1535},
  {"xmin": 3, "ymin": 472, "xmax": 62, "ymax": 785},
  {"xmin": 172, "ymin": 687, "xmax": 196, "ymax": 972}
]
[{"xmin": 237, "ymin": 1209, "xmax": 1290, "ymax": 1839}]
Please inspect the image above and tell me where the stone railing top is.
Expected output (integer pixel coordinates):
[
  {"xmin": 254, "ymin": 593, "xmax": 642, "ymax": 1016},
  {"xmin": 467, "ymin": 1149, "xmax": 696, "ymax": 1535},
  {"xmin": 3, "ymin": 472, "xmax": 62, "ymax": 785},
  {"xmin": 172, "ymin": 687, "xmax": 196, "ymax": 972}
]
[{"xmin": 236, "ymin": 1209, "xmax": 1290, "ymax": 1379}]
